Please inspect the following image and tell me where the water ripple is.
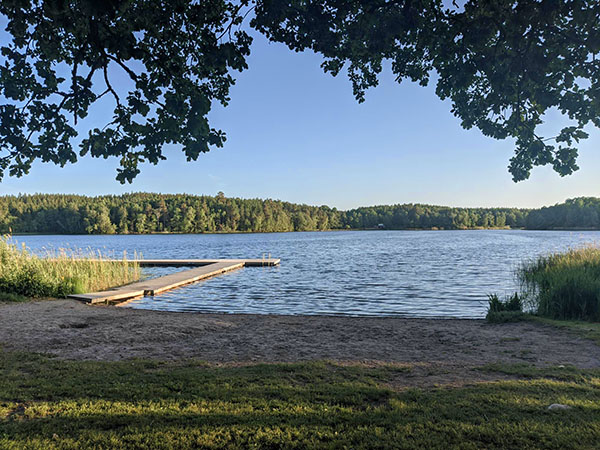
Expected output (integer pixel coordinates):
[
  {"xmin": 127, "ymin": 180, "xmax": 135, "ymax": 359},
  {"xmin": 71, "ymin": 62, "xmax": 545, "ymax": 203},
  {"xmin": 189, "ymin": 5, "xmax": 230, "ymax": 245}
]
[{"xmin": 15, "ymin": 230, "xmax": 600, "ymax": 318}]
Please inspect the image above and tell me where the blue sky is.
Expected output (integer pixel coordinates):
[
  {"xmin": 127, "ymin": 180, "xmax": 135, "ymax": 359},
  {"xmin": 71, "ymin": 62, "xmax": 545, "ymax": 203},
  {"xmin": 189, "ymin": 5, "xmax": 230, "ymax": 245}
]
[{"xmin": 1, "ymin": 30, "xmax": 599, "ymax": 210}]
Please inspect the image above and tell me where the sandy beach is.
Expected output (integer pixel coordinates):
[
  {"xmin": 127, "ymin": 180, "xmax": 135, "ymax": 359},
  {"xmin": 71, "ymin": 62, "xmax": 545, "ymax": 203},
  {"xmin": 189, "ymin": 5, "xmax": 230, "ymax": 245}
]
[{"xmin": 1, "ymin": 299, "xmax": 599, "ymax": 387}]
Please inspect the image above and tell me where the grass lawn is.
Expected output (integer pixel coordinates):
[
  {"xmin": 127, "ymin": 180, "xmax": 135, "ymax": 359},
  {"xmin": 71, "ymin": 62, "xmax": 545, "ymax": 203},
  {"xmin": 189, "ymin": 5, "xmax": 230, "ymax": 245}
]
[
  {"xmin": 526, "ymin": 316, "xmax": 600, "ymax": 346},
  {"xmin": 1, "ymin": 351, "xmax": 599, "ymax": 449},
  {"xmin": 483, "ymin": 310, "xmax": 600, "ymax": 346}
]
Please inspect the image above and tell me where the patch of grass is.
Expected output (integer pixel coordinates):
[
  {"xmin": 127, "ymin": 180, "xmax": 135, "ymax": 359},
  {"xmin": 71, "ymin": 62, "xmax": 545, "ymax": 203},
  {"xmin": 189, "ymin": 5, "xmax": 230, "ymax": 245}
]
[
  {"xmin": 485, "ymin": 312, "xmax": 600, "ymax": 345},
  {"xmin": 0, "ymin": 235, "xmax": 140, "ymax": 298},
  {"xmin": 477, "ymin": 363, "xmax": 596, "ymax": 382},
  {"xmin": 486, "ymin": 292, "xmax": 525, "ymax": 323},
  {"xmin": 525, "ymin": 316, "xmax": 600, "ymax": 346},
  {"xmin": 499, "ymin": 337, "xmax": 521, "ymax": 343},
  {"xmin": 486, "ymin": 310, "xmax": 528, "ymax": 323},
  {"xmin": 1, "ymin": 351, "xmax": 600, "ymax": 449},
  {"xmin": 518, "ymin": 245, "xmax": 600, "ymax": 321},
  {"xmin": 0, "ymin": 291, "xmax": 29, "ymax": 302}
]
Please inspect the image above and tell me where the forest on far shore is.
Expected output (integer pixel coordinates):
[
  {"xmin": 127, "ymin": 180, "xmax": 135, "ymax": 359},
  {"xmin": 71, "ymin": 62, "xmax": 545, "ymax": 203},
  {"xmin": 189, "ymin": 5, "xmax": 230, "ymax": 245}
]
[{"xmin": 0, "ymin": 193, "xmax": 599, "ymax": 234}]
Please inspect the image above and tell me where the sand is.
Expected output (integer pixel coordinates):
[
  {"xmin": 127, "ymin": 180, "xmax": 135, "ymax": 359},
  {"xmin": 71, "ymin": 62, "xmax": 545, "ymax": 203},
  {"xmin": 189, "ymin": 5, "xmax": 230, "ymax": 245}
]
[{"xmin": 1, "ymin": 299, "xmax": 598, "ymax": 386}]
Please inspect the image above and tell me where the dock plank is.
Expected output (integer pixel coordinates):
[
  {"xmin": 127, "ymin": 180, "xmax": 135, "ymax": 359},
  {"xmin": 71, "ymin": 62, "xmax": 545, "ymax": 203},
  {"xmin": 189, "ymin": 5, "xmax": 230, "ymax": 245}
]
[
  {"xmin": 68, "ymin": 260, "xmax": 257, "ymax": 304},
  {"xmin": 129, "ymin": 258, "xmax": 280, "ymax": 267},
  {"xmin": 143, "ymin": 261, "xmax": 244, "ymax": 295},
  {"xmin": 68, "ymin": 289, "xmax": 146, "ymax": 305},
  {"xmin": 47, "ymin": 258, "xmax": 280, "ymax": 267}
]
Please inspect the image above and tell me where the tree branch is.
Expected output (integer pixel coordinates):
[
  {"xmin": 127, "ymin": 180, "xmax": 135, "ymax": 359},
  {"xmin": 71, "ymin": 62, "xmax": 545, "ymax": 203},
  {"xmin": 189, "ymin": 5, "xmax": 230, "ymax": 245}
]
[
  {"xmin": 95, "ymin": 88, "xmax": 111, "ymax": 100},
  {"xmin": 106, "ymin": 54, "xmax": 139, "ymax": 81},
  {"xmin": 71, "ymin": 60, "xmax": 79, "ymax": 124},
  {"xmin": 216, "ymin": 4, "xmax": 253, "ymax": 41},
  {"xmin": 103, "ymin": 64, "xmax": 122, "ymax": 108}
]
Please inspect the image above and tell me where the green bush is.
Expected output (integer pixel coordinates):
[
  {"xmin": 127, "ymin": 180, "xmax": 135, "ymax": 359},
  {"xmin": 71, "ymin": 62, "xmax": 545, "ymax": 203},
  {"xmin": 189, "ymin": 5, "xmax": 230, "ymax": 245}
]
[
  {"xmin": 518, "ymin": 246, "xmax": 600, "ymax": 321},
  {"xmin": 486, "ymin": 293, "xmax": 524, "ymax": 322},
  {"xmin": 0, "ymin": 236, "xmax": 140, "ymax": 298}
]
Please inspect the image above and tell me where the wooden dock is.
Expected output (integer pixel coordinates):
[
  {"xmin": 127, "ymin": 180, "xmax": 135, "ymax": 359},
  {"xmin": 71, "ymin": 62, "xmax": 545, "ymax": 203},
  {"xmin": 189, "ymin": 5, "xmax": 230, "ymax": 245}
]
[
  {"xmin": 68, "ymin": 258, "xmax": 280, "ymax": 304},
  {"xmin": 130, "ymin": 258, "xmax": 280, "ymax": 267}
]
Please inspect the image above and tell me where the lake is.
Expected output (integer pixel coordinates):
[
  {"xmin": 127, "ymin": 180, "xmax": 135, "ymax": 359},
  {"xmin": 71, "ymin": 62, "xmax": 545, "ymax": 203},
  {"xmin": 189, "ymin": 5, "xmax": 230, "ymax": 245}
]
[{"xmin": 13, "ymin": 230, "xmax": 600, "ymax": 318}]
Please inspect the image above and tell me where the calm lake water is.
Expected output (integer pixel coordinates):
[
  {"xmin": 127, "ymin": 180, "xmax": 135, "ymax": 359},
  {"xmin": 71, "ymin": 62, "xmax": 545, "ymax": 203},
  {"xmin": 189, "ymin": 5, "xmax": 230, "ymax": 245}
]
[{"xmin": 13, "ymin": 230, "xmax": 600, "ymax": 318}]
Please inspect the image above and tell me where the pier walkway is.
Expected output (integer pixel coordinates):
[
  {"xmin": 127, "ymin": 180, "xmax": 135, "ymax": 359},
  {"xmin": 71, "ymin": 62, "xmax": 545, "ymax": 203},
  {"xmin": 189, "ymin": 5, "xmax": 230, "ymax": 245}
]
[{"xmin": 68, "ymin": 258, "xmax": 280, "ymax": 304}]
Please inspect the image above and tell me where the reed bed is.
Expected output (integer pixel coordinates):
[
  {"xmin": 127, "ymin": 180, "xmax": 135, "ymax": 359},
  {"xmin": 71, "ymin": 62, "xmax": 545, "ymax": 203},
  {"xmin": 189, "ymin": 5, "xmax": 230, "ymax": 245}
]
[
  {"xmin": 0, "ymin": 236, "xmax": 140, "ymax": 298},
  {"xmin": 518, "ymin": 245, "xmax": 600, "ymax": 321}
]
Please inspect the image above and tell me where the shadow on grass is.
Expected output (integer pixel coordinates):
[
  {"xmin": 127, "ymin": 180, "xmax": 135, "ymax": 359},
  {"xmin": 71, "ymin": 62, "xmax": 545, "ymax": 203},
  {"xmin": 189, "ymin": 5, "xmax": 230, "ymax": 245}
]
[{"xmin": 1, "ymin": 352, "xmax": 600, "ymax": 449}]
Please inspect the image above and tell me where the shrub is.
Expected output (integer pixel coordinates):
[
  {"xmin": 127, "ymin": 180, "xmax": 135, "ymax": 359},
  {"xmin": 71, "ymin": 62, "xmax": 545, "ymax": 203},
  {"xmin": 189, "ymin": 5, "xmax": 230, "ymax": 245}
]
[
  {"xmin": 486, "ymin": 293, "xmax": 524, "ymax": 323},
  {"xmin": 505, "ymin": 292, "xmax": 523, "ymax": 312}
]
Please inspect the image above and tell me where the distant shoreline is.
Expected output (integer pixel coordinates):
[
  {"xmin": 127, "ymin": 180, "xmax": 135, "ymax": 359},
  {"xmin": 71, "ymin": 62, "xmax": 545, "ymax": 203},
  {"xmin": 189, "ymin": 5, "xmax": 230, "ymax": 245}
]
[
  {"xmin": 9, "ymin": 227, "xmax": 600, "ymax": 236},
  {"xmin": 3, "ymin": 193, "xmax": 599, "ymax": 233}
]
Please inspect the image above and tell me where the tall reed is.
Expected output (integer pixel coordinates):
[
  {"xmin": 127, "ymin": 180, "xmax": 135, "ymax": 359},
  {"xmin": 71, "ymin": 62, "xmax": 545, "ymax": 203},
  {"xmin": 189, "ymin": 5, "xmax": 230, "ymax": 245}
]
[
  {"xmin": 0, "ymin": 236, "xmax": 140, "ymax": 298},
  {"xmin": 518, "ymin": 245, "xmax": 600, "ymax": 321}
]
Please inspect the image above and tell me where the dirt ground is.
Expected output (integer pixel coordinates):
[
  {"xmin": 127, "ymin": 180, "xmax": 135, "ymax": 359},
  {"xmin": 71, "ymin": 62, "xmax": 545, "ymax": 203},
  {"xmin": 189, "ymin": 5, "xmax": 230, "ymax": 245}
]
[{"xmin": 1, "ymin": 299, "xmax": 599, "ymax": 386}]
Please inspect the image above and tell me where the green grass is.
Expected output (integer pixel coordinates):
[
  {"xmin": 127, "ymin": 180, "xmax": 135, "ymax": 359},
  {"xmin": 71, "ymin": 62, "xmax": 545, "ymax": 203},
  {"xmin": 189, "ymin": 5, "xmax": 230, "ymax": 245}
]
[
  {"xmin": 525, "ymin": 316, "xmax": 600, "ymax": 346},
  {"xmin": 483, "ymin": 310, "xmax": 600, "ymax": 345},
  {"xmin": 0, "ymin": 291, "xmax": 29, "ymax": 303},
  {"xmin": 518, "ymin": 245, "xmax": 600, "ymax": 321},
  {"xmin": 486, "ymin": 292, "xmax": 525, "ymax": 323},
  {"xmin": 477, "ymin": 362, "xmax": 597, "ymax": 382},
  {"xmin": 486, "ymin": 310, "xmax": 529, "ymax": 323},
  {"xmin": 0, "ymin": 236, "xmax": 140, "ymax": 298},
  {"xmin": 1, "ymin": 352, "xmax": 600, "ymax": 449}
]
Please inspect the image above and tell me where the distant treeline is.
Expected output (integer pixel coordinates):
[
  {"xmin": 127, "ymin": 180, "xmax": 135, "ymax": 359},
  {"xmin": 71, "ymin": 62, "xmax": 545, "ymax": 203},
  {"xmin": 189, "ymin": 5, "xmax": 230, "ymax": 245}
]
[
  {"xmin": 525, "ymin": 197, "xmax": 600, "ymax": 230},
  {"xmin": 0, "ymin": 193, "xmax": 598, "ymax": 234}
]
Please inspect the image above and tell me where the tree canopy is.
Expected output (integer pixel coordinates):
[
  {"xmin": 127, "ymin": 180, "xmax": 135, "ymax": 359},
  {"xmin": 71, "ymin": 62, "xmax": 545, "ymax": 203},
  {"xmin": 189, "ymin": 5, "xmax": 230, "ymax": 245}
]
[
  {"xmin": 1, "ymin": 0, "xmax": 598, "ymax": 182},
  {"xmin": 3, "ymin": 192, "xmax": 600, "ymax": 233},
  {"xmin": 5, "ymin": 192, "xmax": 600, "ymax": 234}
]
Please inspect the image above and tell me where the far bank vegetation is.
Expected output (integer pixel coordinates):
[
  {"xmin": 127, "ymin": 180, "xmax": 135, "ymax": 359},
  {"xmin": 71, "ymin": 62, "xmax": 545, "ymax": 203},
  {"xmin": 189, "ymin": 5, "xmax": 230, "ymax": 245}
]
[{"xmin": 5, "ymin": 194, "xmax": 599, "ymax": 235}]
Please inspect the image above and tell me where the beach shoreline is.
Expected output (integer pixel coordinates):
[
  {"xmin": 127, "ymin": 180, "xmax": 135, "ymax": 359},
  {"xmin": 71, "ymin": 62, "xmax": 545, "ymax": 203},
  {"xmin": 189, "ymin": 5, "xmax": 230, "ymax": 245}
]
[{"xmin": 1, "ymin": 299, "xmax": 598, "ymax": 387}]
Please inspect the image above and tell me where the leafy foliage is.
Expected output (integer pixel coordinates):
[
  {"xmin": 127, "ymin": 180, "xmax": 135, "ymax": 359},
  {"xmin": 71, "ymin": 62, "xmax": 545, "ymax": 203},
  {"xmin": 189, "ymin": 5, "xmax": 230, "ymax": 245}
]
[
  {"xmin": 0, "ymin": 0, "xmax": 251, "ymax": 182},
  {"xmin": 343, "ymin": 202, "xmax": 527, "ymax": 229},
  {"xmin": 0, "ymin": 192, "xmax": 532, "ymax": 234},
  {"xmin": 0, "ymin": 193, "xmax": 342, "ymax": 233},
  {"xmin": 3, "ymin": 193, "xmax": 600, "ymax": 233},
  {"xmin": 253, "ymin": 0, "xmax": 600, "ymax": 181},
  {"xmin": 525, "ymin": 197, "xmax": 600, "ymax": 229},
  {"xmin": 1, "ymin": 1, "xmax": 599, "ymax": 181}
]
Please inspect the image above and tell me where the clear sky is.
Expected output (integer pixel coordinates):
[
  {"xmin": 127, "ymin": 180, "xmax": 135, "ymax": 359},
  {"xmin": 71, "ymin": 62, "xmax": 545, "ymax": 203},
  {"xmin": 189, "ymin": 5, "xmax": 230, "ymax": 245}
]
[{"xmin": 1, "ymin": 30, "xmax": 599, "ymax": 210}]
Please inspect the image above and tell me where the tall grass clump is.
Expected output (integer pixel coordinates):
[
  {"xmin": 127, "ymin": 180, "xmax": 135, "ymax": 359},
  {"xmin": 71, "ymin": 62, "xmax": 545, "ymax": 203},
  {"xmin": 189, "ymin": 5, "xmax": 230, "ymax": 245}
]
[
  {"xmin": 0, "ymin": 236, "xmax": 140, "ymax": 298},
  {"xmin": 518, "ymin": 246, "xmax": 600, "ymax": 321},
  {"xmin": 486, "ymin": 292, "xmax": 524, "ymax": 323}
]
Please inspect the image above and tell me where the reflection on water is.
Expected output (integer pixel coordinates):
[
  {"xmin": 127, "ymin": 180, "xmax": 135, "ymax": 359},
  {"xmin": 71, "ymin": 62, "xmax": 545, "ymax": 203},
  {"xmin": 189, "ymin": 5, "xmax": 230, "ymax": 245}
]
[{"xmin": 16, "ymin": 230, "xmax": 600, "ymax": 318}]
